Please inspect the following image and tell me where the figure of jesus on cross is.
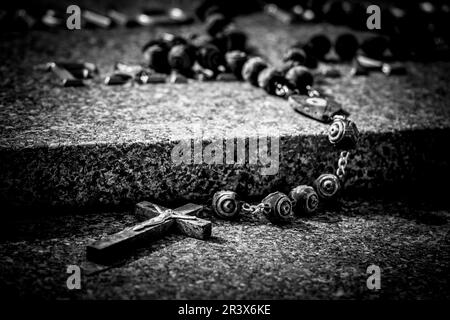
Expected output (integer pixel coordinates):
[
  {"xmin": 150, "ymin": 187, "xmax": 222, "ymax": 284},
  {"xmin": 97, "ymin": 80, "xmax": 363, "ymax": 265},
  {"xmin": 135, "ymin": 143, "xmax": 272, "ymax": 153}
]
[{"xmin": 87, "ymin": 202, "xmax": 212, "ymax": 264}]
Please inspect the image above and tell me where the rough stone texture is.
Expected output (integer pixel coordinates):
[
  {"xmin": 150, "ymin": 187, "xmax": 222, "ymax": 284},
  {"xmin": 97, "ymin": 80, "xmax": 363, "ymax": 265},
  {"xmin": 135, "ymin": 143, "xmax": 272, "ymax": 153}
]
[
  {"xmin": 0, "ymin": 196, "xmax": 449, "ymax": 299},
  {"xmin": 1, "ymin": 14, "xmax": 450, "ymax": 209}
]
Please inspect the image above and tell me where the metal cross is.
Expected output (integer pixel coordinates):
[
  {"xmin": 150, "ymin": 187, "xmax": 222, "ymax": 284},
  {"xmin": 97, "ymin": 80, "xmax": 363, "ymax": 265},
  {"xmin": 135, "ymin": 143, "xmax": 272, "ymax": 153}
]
[{"xmin": 86, "ymin": 202, "xmax": 211, "ymax": 264}]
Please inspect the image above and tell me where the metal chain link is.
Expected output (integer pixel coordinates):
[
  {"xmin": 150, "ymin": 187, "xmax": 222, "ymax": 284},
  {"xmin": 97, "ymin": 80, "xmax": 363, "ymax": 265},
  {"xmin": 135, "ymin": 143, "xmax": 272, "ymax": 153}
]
[
  {"xmin": 241, "ymin": 202, "xmax": 271, "ymax": 214},
  {"xmin": 336, "ymin": 151, "xmax": 350, "ymax": 180}
]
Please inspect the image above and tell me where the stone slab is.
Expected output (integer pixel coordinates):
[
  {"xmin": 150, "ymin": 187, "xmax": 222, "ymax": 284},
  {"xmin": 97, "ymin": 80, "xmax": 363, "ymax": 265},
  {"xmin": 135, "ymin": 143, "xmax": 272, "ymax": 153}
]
[{"xmin": 1, "ymin": 15, "xmax": 450, "ymax": 209}]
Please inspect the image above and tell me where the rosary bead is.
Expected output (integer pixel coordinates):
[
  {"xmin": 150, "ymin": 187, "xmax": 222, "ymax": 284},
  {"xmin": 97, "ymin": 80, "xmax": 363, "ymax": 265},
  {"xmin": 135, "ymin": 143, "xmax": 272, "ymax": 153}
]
[
  {"xmin": 143, "ymin": 44, "xmax": 170, "ymax": 74},
  {"xmin": 335, "ymin": 33, "xmax": 359, "ymax": 61},
  {"xmin": 212, "ymin": 191, "xmax": 241, "ymax": 220},
  {"xmin": 303, "ymin": 34, "xmax": 332, "ymax": 60},
  {"xmin": 168, "ymin": 44, "xmax": 196, "ymax": 73},
  {"xmin": 225, "ymin": 50, "xmax": 248, "ymax": 79},
  {"xmin": 241, "ymin": 57, "xmax": 268, "ymax": 86},
  {"xmin": 285, "ymin": 66, "xmax": 313, "ymax": 93},
  {"xmin": 283, "ymin": 47, "xmax": 307, "ymax": 65},
  {"xmin": 360, "ymin": 36, "xmax": 389, "ymax": 60},
  {"xmin": 289, "ymin": 185, "xmax": 319, "ymax": 215},
  {"xmin": 328, "ymin": 116, "xmax": 359, "ymax": 149},
  {"xmin": 314, "ymin": 174, "xmax": 341, "ymax": 200},
  {"xmin": 242, "ymin": 57, "xmax": 268, "ymax": 87},
  {"xmin": 290, "ymin": 41, "xmax": 318, "ymax": 68},
  {"xmin": 347, "ymin": 1, "xmax": 367, "ymax": 30},
  {"xmin": 257, "ymin": 67, "xmax": 289, "ymax": 95},
  {"xmin": 205, "ymin": 12, "xmax": 230, "ymax": 36},
  {"xmin": 197, "ymin": 44, "xmax": 226, "ymax": 72},
  {"xmin": 322, "ymin": 0, "xmax": 350, "ymax": 25},
  {"xmin": 223, "ymin": 29, "xmax": 248, "ymax": 52},
  {"xmin": 304, "ymin": 54, "xmax": 319, "ymax": 69},
  {"xmin": 261, "ymin": 191, "xmax": 294, "ymax": 223}
]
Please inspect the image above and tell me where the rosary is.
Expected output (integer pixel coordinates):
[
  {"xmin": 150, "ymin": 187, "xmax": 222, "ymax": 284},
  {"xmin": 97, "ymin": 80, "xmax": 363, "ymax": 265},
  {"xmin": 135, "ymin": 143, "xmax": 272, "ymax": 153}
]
[{"xmin": 57, "ymin": 4, "xmax": 410, "ymax": 264}]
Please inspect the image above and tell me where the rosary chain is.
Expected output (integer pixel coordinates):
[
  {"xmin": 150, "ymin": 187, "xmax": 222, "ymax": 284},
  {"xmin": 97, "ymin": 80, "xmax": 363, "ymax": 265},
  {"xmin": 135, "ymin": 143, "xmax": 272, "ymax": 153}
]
[
  {"xmin": 241, "ymin": 202, "xmax": 271, "ymax": 214},
  {"xmin": 336, "ymin": 151, "xmax": 350, "ymax": 180}
]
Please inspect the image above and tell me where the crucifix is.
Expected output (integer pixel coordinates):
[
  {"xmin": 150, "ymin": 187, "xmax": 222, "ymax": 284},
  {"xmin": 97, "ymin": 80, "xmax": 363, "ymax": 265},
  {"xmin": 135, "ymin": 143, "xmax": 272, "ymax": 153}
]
[{"xmin": 86, "ymin": 202, "xmax": 212, "ymax": 264}]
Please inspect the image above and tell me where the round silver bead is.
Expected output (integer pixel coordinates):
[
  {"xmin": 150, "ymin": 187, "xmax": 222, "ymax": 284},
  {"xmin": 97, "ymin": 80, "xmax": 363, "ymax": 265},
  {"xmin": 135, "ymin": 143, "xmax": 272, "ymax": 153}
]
[
  {"xmin": 328, "ymin": 116, "xmax": 359, "ymax": 149},
  {"xmin": 261, "ymin": 191, "xmax": 294, "ymax": 223},
  {"xmin": 212, "ymin": 191, "xmax": 240, "ymax": 220},
  {"xmin": 289, "ymin": 185, "xmax": 319, "ymax": 215},
  {"xmin": 313, "ymin": 174, "xmax": 341, "ymax": 200}
]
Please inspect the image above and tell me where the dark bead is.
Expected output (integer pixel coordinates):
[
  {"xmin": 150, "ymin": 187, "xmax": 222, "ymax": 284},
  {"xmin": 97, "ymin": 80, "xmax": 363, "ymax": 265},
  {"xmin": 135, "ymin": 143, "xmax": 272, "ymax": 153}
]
[
  {"xmin": 257, "ymin": 67, "xmax": 287, "ymax": 95},
  {"xmin": 283, "ymin": 47, "xmax": 306, "ymax": 65},
  {"xmin": 212, "ymin": 191, "xmax": 241, "ymax": 220},
  {"xmin": 335, "ymin": 33, "xmax": 359, "ymax": 61},
  {"xmin": 143, "ymin": 44, "xmax": 170, "ymax": 74},
  {"xmin": 225, "ymin": 50, "xmax": 248, "ymax": 79},
  {"xmin": 197, "ymin": 44, "xmax": 225, "ymax": 72},
  {"xmin": 347, "ymin": 1, "xmax": 367, "ymax": 30},
  {"xmin": 322, "ymin": 0, "xmax": 349, "ymax": 25},
  {"xmin": 205, "ymin": 13, "xmax": 230, "ymax": 36},
  {"xmin": 209, "ymin": 33, "xmax": 228, "ymax": 53},
  {"xmin": 241, "ymin": 57, "xmax": 268, "ymax": 86},
  {"xmin": 303, "ymin": 34, "xmax": 332, "ymax": 60},
  {"xmin": 285, "ymin": 66, "xmax": 313, "ymax": 93},
  {"xmin": 261, "ymin": 192, "xmax": 294, "ymax": 223},
  {"xmin": 304, "ymin": 54, "xmax": 318, "ymax": 69},
  {"xmin": 223, "ymin": 29, "xmax": 248, "ymax": 52},
  {"xmin": 168, "ymin": 44, "xmax": 196, "ymax": 73},
  {"xmin": 360, "ymin": 36, "xmax": 389, "ymax": 60},
  {"xmin": 289, "ymin": 185, "xmax": 319, "ymax": 215},
  {"xmin": 314, "ymin": 174, "xmax": 340, "ymax": 200},
  {"xmin": 328, "ymin": 115, "xmax": 359, "ymax": 149}
]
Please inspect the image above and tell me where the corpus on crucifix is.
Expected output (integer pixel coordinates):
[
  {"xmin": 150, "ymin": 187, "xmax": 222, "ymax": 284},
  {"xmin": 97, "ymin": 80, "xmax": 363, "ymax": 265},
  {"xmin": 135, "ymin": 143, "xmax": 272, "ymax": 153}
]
[{"xmin": 87, "ymin": 202, "xmax": 212, "ymax": 263}]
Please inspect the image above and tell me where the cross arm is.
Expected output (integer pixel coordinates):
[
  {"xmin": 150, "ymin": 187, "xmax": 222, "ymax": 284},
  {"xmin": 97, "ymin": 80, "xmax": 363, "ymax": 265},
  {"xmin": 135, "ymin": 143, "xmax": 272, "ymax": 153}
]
[{"xmin": 135, "ymin": 202, "xmax": 211, "ymax": 240}]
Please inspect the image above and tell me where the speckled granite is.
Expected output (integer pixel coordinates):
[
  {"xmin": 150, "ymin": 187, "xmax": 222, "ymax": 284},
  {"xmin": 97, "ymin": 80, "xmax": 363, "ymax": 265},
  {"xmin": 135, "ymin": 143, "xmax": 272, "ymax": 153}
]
[
  {"xmin": 0, "ymin": 196, "xmax": 449, "ymax": 299},
  {"xmin": 1, "ymin": 14, "xmax": 450, "ymax": 209}
]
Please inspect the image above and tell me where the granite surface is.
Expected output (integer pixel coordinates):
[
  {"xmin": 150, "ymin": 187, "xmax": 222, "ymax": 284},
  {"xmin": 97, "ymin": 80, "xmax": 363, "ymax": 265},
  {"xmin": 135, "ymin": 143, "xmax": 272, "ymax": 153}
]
[
  {"xmin": 0, "ymin": 196, "xmax": 449, "ymax": 299},
  {"xmin": 1, "ymin": 14, "xmax": 450, "ymax": 209}
]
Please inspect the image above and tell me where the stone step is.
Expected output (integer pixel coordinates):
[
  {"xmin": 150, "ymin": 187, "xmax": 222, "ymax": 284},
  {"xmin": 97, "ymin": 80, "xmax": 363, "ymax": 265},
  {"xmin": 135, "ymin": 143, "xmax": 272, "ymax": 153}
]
[
  {"xmin": 1, "ymin": 196, "xmax": 449, "ymax": 299},
  {"xmin": 1, "ymin": 15, "xmax": 450, "ymax": 210}
]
